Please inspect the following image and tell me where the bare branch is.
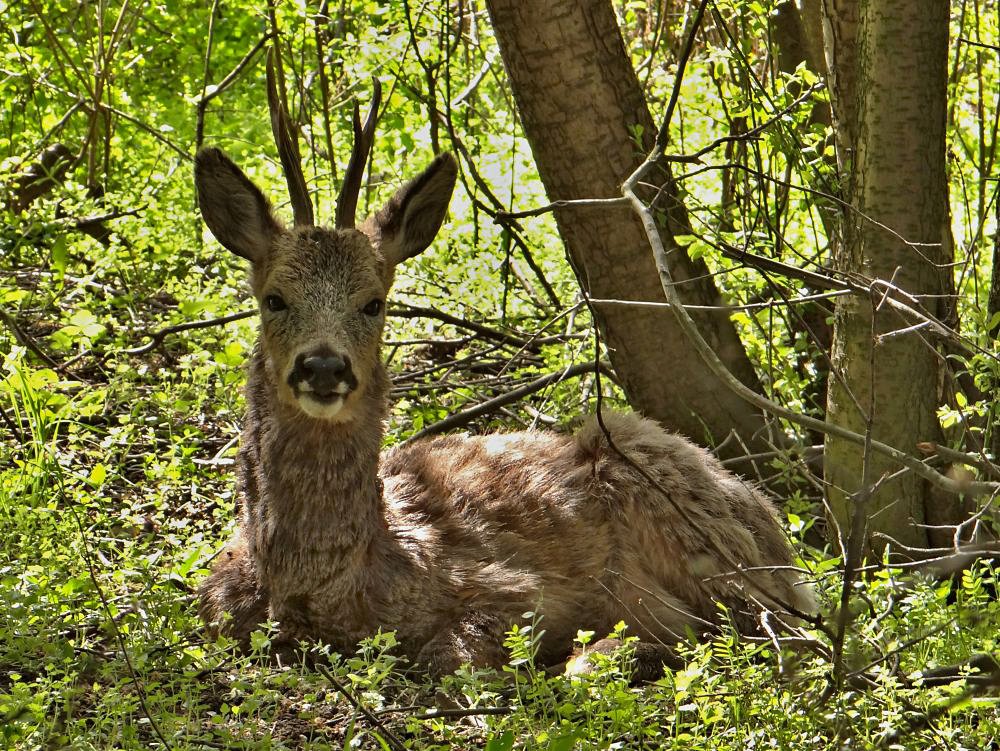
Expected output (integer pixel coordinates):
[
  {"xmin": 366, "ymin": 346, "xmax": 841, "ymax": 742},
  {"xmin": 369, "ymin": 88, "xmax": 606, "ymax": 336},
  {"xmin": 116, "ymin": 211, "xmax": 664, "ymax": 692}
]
[
  {"xmin": 404, "ymin": 361, "xmax": 611, "ymax": 442},
  {"xmin": 621, "ymin": 152, "xmax": 1000, "ymax": 498},
  {"xmin": 123, "ymin": 310, "xmax": 256, "ymax": 356},
  {"xmin": 0, "ymin": 306, "xmax": 61, "ymax": 369}
]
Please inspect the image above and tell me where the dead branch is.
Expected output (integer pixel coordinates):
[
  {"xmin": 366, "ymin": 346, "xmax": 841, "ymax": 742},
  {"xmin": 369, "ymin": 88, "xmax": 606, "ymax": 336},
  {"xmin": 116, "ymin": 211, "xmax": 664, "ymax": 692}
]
[
  {"xmin": 621, "ymin": 160, "xmax": 1000, "ymax": 498},
  {"xmin": 123, "ymin": 310, "xmax": 256, "ymax": 355},
  {"xmin": 404, "ymin": 360, "xmax": 612, "ymax": 442},
  {"xmin": 315, "ymin": 663, "xmax": 408, "ymax": 751},
  {"xmin": 7, "ymin": 143, "xmax": 75, "ymax": 213},
  {"xmin": 0, "ymin": 306, "xmax": 61, "ymax": 369}
]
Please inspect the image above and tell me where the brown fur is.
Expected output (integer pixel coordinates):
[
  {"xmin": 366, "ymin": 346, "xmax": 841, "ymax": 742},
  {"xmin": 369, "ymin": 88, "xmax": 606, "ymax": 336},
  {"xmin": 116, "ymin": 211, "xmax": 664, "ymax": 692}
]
[{"xmin": 194, "ymin": 146, "xmax": 814, "ymax": 677}]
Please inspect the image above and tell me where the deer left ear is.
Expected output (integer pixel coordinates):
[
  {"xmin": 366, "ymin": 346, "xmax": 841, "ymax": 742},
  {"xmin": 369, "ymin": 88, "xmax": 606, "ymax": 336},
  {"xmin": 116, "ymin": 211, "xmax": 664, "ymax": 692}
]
[
  {"xmin": 365, "ymin": 153, "xmax": 458, "ymax": 268},
  {"xmin": 195, "ymin": 147, "xmax": 282, "ymax": 264}
]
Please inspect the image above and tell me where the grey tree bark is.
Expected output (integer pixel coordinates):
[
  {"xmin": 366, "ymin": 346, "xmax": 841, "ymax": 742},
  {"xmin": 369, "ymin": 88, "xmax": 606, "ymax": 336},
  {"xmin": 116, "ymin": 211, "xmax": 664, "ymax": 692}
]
[
  {"xmin": 821, "ymin": 0, "xmax": 961, "ymax": 551},
  {"xmin": 483, "ymin": 0, "xmax": 774, "ymax": 463}
]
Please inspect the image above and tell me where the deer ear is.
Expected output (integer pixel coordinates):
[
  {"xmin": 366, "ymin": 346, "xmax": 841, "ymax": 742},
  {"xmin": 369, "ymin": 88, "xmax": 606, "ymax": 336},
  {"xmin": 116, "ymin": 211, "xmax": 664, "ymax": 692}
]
[
  {"xmin": 366, "ymin": 153, "xmax": 457, "ymax": 267},
  {"xmin": 195, "ymin": 147, "xmax": 281, "ymax": 264}
]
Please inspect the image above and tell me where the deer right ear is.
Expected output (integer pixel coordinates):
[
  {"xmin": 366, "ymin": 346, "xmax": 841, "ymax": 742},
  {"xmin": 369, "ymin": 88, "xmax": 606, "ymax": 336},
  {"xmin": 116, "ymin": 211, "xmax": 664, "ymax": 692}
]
[
  {"xmin": 367, "ymin": 153, "xmax": 458, "ymax": 268},
  {"xmin": 195, "ymin": 147, "xmax": 281, "ymax": 264}
]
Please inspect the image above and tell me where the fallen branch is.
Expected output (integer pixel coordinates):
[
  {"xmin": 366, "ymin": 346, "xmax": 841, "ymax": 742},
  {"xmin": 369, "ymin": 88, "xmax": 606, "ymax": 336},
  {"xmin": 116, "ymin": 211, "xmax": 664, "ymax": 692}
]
[
  {"xmin": 0, "ymin": 306, "xmax": 61, "ymax": 369},
  {"xmin": 7, "ymin": 143, "xmax": 75, "ymax": 213},
  {"xmin": 316, "ymin": 663, "xmax": 408, "ymax": 751}
]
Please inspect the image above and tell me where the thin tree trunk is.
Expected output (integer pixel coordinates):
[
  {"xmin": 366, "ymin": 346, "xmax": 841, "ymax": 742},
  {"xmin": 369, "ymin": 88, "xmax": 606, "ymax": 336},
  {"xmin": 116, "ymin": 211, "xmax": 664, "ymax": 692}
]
[
  {"xmin": 484, "ymin": 0, "xmax": 774, "ymax": 463},
  {"xmin": 822, "ymin": 0, "xmax": 959, "ymax": 552}
]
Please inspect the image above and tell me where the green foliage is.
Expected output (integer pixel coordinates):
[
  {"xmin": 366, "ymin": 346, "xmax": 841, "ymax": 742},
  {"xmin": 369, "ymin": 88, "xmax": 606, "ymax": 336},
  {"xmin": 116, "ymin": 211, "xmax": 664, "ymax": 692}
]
[{"xmin": 1, "ymin": 0, "xmax": 998, "ymax": 748}]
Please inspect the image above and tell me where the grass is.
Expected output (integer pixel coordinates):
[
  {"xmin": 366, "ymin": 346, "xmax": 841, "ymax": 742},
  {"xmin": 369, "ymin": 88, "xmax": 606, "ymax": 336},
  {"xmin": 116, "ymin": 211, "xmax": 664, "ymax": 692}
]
[{"xmin": 1, "ymin": 308, "xmax": 998, "ymax": 749}]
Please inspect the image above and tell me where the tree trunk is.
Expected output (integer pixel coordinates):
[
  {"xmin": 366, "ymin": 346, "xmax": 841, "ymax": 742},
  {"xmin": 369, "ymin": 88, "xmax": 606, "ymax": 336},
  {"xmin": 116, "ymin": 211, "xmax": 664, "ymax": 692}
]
[
  {"xmin": 484, "ymin": 0, "xmax": 773, "ymax": 462},
  {"xmin": 822, "ymin": 0, "xmax": 959, "ymax": 552}
]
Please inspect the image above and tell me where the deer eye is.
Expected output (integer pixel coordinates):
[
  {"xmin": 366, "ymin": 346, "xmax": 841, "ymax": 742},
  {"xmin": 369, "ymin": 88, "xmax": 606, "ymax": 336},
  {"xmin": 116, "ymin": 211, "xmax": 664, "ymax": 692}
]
[
  {"xmin": 362, "ymin": 299, "xmax": 383, "ymax": 317},
  {"xmin": 264, "ymin": 294, "xmax": 287, "ymax": 312}
]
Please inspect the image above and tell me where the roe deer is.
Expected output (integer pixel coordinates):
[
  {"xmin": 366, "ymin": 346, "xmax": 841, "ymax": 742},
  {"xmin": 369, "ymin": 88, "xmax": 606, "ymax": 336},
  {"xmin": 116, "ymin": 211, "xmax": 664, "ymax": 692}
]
[{"xmin": 195, "ymin": 85, "xmax": 814, "ymax": 678}]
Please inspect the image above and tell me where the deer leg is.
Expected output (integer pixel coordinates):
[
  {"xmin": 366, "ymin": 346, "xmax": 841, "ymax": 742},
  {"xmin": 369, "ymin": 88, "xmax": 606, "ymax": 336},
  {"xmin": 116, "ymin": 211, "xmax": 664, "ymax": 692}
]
[
  {"xmin": 199, "ymin": 536, "xmax": 269, "ymax": 644},
  {"xmin": 416, "ymin": 611, "xmax": 510, "ymax": 677}
]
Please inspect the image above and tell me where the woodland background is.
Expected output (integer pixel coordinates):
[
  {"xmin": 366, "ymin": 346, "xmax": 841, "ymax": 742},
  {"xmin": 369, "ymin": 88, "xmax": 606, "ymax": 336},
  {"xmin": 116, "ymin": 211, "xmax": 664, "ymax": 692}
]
[{"xmin": 1, "ymin": 0, "xmax": 999, "ymax": 748}]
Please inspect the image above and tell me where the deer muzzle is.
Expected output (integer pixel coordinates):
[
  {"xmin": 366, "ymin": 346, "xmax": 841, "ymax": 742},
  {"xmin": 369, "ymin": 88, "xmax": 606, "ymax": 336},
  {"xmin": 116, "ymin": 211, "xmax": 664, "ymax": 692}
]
[{"xmin": 287, "ymin": 346, "xmax": 358, "ymax": 416}]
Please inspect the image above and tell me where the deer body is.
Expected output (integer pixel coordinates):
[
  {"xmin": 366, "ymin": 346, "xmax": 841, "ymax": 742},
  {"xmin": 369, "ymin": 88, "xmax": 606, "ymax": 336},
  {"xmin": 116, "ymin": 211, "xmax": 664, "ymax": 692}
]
[{"xmin": 195, "ymin": 146, "xmax": 813, "ymax": 676}]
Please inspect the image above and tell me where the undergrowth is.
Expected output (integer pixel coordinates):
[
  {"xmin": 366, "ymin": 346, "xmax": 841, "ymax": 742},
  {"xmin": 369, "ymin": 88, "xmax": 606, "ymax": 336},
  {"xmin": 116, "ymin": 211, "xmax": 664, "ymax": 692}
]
[{"xmin": 2, "ymin": 0, "xmax": 1000, "ymax": 747}]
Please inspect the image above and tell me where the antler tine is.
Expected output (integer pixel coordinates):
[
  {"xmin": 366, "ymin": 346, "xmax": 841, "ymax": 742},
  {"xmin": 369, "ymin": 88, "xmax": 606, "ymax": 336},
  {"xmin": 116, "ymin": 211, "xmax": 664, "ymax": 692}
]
[
  {"xmin": 266, "ymin": 48, "xmax": 315, "ymax": 227},
  {"xmin": 335, "ymin": 77, "xmax": 383, "ymax": 229}
]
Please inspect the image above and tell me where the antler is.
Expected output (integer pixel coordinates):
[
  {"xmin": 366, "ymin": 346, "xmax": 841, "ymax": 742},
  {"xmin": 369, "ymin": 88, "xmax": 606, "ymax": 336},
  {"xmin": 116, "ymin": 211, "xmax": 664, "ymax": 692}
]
[
  {"xmin": 266, "ymin": 47, "xmax": 315, "ymax": 227},
  {"xmin": 335, "ymin": 78, "xmax": 382, "ymax": 229}
]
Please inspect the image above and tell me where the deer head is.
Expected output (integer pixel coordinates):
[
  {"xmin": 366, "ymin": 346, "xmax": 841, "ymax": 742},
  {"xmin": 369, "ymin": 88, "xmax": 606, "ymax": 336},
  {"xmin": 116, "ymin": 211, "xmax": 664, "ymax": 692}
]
[{"xmin": 194, "ymin": 57, "xmax": 457, "ymax": 423}]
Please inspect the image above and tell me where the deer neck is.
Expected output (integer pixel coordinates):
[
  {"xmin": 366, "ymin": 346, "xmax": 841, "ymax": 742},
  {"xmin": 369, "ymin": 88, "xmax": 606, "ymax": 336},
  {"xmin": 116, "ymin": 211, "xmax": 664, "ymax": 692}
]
[{"xmin": 240, "ymin": 347, "xmax": 391, "ymax": 595}]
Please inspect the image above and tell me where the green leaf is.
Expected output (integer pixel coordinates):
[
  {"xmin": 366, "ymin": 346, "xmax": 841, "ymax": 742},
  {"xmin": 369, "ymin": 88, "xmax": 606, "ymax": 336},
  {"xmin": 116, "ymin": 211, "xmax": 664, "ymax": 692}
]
[
  {"xmin": 787, "ymin": 512, "xmax": 803, "ymax": 532},
  {"xmin": 486, "ymin": 731, "xmax": 514, "ymax": 751},
  {"xmin": 87, "ymin": 463, "xmax": 107, "ymax": 487},
  {"xmin": 548, "ymin": 733, "xmax": 578, "ymax": 751},
  {"xmin": 50, "ymin": 236, "xmax": 67, "ymax": 276}
]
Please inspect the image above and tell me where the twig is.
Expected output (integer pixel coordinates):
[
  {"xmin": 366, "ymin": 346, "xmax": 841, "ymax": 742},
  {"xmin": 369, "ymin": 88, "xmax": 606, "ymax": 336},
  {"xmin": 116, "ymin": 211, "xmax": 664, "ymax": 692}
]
[
  {"xmin": 197, "ymin": 20, "xmax": 274, "ymax": 149},
  {"xmin": 0, "ymin": 402, "xmax": 25, "ymax": 444},
  {"xmin": 376, "ymin": 705, "xmax": 513, "ymax": 719},
  {"xmin": 404, "ymin": 361, "xmax": 611, "ymax": 442},
  {"xmin": 122, "ymin": 302, "xmax": 565, "ymax": 357},
  {"xmin": 0, "ymin": 306, "xmax": 61, "ymax": 369},
  {"xmin": 916, "ymin": 441, "xmax": 1000, "ymax": 480},
  {"xmin": 957, "ymin": 36, "xmax": 1000, "ymax": 53},
  {"xmin": 56, "ymin": 471, "xmax": 173, "ymax": 750},
  {"xmin": 587, "ymin": 290, "xmax": 849, "ymax": 313},
  {"xmin": 389, "ymin": 304, "xmax": 543, "ymax": 349},
  {"xmin": 878, "ymin": 666, "xmax": 1000, "ymax": 749},
  {"xmin": 315, "ymin": 663, "xmax": 408, "ymax": 751},
  {"xmin": 879, "ymin": 542, "xmax": 1000, "ymax": 576},
  {"xmin": 653, "ymin": 0, "xmax": 711, "ymax": 148},
  {"xmin": 440, "ymin": 118, "xmax": 562, "ymax": 308},
  {"xmin": 414, "ymin": 706, "xmax": 513, "ymax": 719},
  {"xmin": 620, "ymin": 167, "xmax": 1000, "ymax": 497},
  {"xmin": 495, "ymin": 197, "xmax": 630, "ymax": 221},
  {"xmin": 195, "ymin": 0, "xmax": 222, "ymax": 149},
  {"xmin": 123, "ymin": 310, "xmax": 256, "ymax": 355},
  {"xmin": 68, "ymin": 206, "xmax": 144, "ymax": 227},
  {"xmin": 905, "ymin": 653, "xmax": 1000, "ymax": 687},
  {"xmin": 829, "ymin": 288, "xmax": 882, "ymax": 692},
  {"xmin": 664, "ymin": 83, "xmax": 825, "ymax": 164}
]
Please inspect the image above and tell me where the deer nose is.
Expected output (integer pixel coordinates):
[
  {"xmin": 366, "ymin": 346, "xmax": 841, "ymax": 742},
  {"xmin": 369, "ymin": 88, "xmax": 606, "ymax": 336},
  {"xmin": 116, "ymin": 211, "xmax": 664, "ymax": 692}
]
[{"xmin": 294, "ymin": 351, "xmax": 352, "ymax": 394}]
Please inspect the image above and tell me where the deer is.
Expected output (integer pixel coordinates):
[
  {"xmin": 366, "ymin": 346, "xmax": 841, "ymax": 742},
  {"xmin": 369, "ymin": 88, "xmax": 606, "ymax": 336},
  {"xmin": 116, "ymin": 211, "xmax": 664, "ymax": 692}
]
[{"xmin": 194, "ymin": 66, "xmax": 815, "ymax": 680}]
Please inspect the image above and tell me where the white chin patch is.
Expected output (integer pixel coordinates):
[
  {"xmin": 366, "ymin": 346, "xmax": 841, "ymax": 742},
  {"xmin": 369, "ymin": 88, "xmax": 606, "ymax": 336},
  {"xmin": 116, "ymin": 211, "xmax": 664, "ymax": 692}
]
[{"xmin": 298, "ymin": 394, "xmax": 349, "ymax": 421}]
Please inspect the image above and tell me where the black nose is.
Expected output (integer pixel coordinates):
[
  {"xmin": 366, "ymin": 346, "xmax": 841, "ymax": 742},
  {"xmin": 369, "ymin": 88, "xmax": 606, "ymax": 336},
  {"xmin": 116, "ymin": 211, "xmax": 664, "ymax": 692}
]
[{"xmin": 293, "ymin": 351, "xmax": 352, "ymax": 394}]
